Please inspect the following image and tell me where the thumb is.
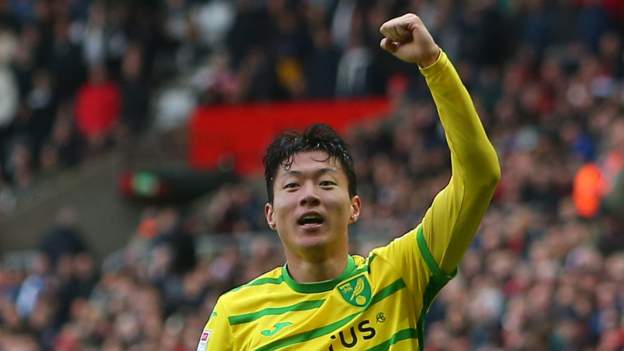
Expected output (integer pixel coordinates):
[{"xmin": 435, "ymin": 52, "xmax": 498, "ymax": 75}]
[{"xmin": 380, "ymin": 38, "xmax": 399, "ymax": 53}]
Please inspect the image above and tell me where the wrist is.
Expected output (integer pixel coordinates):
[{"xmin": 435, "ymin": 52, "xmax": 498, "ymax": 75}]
[{"xmin": 418, "ymin": 46, "xmax": 441, "ymax": 68}]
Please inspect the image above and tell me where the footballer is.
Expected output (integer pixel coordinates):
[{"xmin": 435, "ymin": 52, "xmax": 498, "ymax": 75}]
[{"xmin": 197, "ymin": 13, "xmax": 500, "ymax": 350}]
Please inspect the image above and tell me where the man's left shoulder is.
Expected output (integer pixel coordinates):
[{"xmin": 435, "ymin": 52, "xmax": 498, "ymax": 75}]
[{"xmin": 367, "ymin": 227, "xmax": 420, "ymax": 259}]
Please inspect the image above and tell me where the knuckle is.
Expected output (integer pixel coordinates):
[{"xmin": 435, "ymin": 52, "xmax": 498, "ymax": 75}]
[{"xmin": 405, "ymin": 13, "xmax": 421, "ymax": 23}]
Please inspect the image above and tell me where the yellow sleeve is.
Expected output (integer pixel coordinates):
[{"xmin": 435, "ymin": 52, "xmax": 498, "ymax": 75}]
[
  {"xmin": 196, "ymin": 298, "xmax": 233, "ymax": 351},
  {"xmin": 419, "ymin": 51, "xmax": 501, "ymax": 273}
]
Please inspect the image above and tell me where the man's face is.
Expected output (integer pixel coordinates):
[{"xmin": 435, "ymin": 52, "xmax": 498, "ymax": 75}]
[{"xmin": 265, "ymin": 151, "xmax": 361, "ymax": 258}]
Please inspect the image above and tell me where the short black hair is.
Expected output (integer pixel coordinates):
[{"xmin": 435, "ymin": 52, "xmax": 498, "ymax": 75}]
[{"xmin": 263, "ymin": 124, "xmax": 357, "ymax": 203}]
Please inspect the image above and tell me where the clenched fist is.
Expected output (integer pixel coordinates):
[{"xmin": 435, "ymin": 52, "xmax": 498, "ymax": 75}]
[{"xmin": 380, "ymin": 14, "xmax": 440, "ymax": 67}]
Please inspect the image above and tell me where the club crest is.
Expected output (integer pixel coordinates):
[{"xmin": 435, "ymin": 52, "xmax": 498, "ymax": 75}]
[{"xmin": 338, "ymin": 275, "xmax": 371, "ymax": 307}]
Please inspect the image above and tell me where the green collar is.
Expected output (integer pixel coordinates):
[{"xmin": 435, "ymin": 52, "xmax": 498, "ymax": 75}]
[{"xmin": 282, "ymin": 256, "xmax": 356, "ymax": 293}]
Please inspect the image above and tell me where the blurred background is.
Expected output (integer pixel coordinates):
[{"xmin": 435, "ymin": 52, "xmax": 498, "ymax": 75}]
[{"xmin": 0, "ymin": 0, "xmax": 623, "ymax": 350}]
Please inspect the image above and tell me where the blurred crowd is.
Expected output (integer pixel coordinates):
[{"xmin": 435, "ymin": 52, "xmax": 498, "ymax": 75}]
[
  {"xmin": 2, "ymin": 0, "xmax": 624, "ymax": 350},
  {"xmin": 0, "ymin": 0, "xmax": 197, "ymax": 195}
]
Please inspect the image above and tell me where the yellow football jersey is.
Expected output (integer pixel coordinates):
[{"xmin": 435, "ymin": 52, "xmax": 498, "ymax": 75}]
[
  {"xmin": 197, "ymin": 50, "xmax": 500, "ymax": 351},
  {"xmin": 198, "ymin": 225, "xmax": 453, "ymax": 351}
]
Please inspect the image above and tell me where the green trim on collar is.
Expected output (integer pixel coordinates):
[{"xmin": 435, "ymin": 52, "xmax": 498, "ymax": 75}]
[{"xmin": 282, "ymin": 256, "xmax": 357, "ymax": 293}]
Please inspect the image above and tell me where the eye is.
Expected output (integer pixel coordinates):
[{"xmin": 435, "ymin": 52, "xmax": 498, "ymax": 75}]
[
  {"xmin": 320, "ymin": 180, "xmax": 336, "ymax": 187},
  {"xmin": 283, "ymin": 182, "xmax": 299, "ymax": 190}
]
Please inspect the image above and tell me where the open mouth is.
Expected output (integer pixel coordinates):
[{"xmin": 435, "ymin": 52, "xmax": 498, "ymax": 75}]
[{"xmin": 297, "ymin": 213, "xmax": 325, "ymax": 226}]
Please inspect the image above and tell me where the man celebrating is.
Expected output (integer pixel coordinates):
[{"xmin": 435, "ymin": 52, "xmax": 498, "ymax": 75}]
[{"xmin": 197, "ymin": 13, "xmax": 500, "ymax": 350}]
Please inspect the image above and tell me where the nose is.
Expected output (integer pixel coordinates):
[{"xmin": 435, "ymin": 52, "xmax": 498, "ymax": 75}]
[{"xmin": 299, "ymin": 182, "xmax": 321, "ymax": 207}]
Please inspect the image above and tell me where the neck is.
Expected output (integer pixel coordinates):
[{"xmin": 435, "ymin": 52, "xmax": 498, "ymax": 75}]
[{"xmin": 286, "ymin": 253, "xmax": 349, "ymax": 283}]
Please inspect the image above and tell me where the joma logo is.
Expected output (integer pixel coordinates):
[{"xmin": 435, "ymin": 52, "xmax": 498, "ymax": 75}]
[{"xmin": 327, "ymin": 320, "xmax": 376, "ymax": 350}]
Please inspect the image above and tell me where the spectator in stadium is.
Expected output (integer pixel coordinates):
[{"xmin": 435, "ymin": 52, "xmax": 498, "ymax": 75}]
[
  {"xmin": 119, "ymin": 44, "xmax": 149, "ymax": 136},
  {"xmin": 74, "ymin": 63, "xmax": 120, "ymax": 150},
  {"xmin": 197, "ymin": 13, "xmax": 500, "ymax": 350}
]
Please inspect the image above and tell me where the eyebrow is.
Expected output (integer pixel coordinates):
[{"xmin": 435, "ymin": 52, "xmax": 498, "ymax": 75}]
[{"xmin": 284, "ymin": 168, "xmax": 338, "ymax": 177}]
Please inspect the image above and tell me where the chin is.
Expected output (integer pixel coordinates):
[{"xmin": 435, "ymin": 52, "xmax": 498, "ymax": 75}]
[
  {"xmin": 297, "ymin": 235, "xmax": 329, "ymax": 248},
  {"xmin": 294, "ymin": 232, "xmax": 332, "ymax": 251}
]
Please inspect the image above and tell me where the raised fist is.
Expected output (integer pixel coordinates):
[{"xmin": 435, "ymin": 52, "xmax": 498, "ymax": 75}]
[{"xmin": 379, "ymin": 13, "xmax": 440, "ymax": 67}]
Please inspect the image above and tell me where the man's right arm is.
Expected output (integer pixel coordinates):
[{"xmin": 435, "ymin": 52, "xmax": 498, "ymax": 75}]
[{"xmin": 197, "ymin": 298, "xmax": 233, "ymax": 351}]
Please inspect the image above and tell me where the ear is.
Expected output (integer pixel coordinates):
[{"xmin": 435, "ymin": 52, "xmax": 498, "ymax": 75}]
[
  {"xmin": 349, "ymin": 195, "xmax": 361, "ymax": 224},
  {"xmin": 265, "ymin": 202, "xmax": 277, "ymax": 230}
]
